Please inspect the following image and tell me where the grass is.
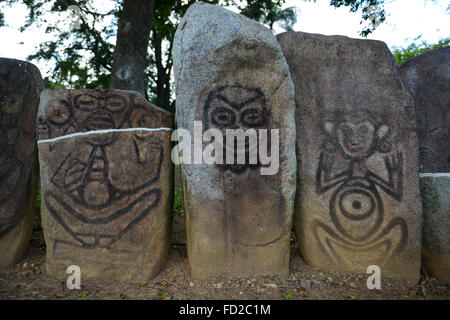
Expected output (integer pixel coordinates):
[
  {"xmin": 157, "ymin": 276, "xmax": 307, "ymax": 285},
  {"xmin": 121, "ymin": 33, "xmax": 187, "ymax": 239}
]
[
  {"xmin": 35, "ymin": 184, "xmax": 41, "ymax": 212},
  {"xmin": 173, "ymin": 186, "xmax": 184, "ymax": 214}
]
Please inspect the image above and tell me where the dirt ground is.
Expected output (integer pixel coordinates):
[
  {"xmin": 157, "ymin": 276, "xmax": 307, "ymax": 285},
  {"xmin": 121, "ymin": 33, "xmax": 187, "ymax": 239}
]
[
  {"xmin": 0, "ymin": 169, "xmax": 448, "ymax": 300},
  {"xmin": 0, "ymin": 211, "xmax": 449, "ymax": 301}
]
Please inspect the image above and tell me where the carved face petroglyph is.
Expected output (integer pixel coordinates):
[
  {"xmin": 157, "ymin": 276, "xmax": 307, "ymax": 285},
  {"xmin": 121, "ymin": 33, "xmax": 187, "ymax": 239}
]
[
  {"xmin": 38, "ymin": 90, "xmax": 166, "ymax": 249},
  {"xmin": 203, "ymin": 84, "xmax": 269, "ymax": 174},
  {"xmin": 315, "ymin": 116, "xmax": 406, "ymax": 267},
  {"xmin": 323, "ymin": 119, "xmax": 390, "ymax": 159}
]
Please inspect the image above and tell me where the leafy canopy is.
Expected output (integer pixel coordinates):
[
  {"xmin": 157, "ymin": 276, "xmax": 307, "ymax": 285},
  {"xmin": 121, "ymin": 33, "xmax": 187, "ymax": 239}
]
[{"xmin": 0, "ymin": 0, "xmax": 389, "ymax": 109}]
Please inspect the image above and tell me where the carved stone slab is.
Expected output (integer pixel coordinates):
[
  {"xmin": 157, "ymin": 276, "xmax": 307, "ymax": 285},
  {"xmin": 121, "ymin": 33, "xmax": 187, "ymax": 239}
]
[
  {"xmin": 277, "ymin": 32, "xmax": 422, "ymax": 283},
  {"xmin": 172, "ymin": 2, "xmax": 296, "ymax": 279},
  {"xmin": 37, "ymin": 89, "xmax": 173, "ymax": 281},
  {"xmin": 0, "ymin": 58, "xmax": 42, "ymax": 269}
]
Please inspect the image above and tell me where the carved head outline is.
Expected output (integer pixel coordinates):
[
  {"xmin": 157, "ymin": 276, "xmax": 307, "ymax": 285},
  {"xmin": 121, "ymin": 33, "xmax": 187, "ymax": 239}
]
[
  {"xmin": 203, "ymin": 85, "xmax": 268, "ymax": 130},
  {"xmin": 322, "ymin": 118, "xmax": 391, "ymax": 159},
  {"xmin": 202, "ymin": 84, "xmax": 269, "ymax": 174}
]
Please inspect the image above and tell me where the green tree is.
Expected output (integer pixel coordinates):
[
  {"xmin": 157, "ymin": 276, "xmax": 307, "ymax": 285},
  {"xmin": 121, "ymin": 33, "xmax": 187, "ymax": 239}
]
[
  {"xmin": 331, "ymin": 0, "xmax": 385, "ymax": 36},
  {"xmin": 0, "ymin": 0, "xmax": 388, "ymax": 111},
  {"xmin": 392, "ymin": 37, "xmax": 450, "ymax": 65}
]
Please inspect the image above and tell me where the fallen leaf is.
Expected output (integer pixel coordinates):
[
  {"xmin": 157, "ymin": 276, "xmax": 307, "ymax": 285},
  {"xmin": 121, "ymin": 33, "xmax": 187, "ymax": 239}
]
[{"xmin": 284, "ymin": 292, "xmax": 294, "ymax": 300}]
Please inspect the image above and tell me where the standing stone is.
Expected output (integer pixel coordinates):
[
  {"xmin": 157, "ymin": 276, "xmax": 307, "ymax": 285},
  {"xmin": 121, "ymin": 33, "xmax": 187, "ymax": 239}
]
[
  {"xmin": 277, "ymin": 32, "xmax": 423, "ymax": 283},
  {"xmin": 172, "ymin": 2, "xmax": 296, "ymax": 279},
  {"xmin": 399, "ymin": 48, "xmax": 450, "ymax": 283},
  {"xmin": 419, "ymin": 175, "xmax": 450, "ymax": 283},
  {"xmin": 0, "ymin": 58, "xmax": 42, "ymax": 269},
  {"xmin": 37, "ymin": 89, "xmax": 173, "ymax": 281}
]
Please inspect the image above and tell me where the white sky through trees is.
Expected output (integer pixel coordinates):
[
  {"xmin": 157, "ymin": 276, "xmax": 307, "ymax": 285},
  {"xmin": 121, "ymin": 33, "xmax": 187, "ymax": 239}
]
[{"xmin": 0, "ymin": 0, "xmax": 448, "ymax": 79}]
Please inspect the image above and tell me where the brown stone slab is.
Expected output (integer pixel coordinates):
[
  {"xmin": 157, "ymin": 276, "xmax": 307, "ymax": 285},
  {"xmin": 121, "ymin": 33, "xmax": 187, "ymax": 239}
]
[
  {"xmin": 37, "ymin": 89, "xmax": 173, "ymax": 281},
  {"xmin": 277, "ymin": 32, "xmax": 423, "ymax": 283}
]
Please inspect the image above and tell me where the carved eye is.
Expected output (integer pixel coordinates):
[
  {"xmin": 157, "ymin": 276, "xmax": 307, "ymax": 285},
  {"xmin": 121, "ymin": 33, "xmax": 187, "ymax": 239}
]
[
  {"xmin": 106, "ymin": 95, "xmax": 127, "ymax": 113},
  {"xmin": 1, "ymin": 93, "xmax": 23, "ymax": 114},
  {"xmin": 211, "ymin": 107, "xmax": 236, "ymax": 127},
  {"xmin": 48, "ymin": 100, "xmax": 71, "ymax": 125},
  {"xmin": 340, "ymin": 125, "xmax": 352, "ymax": 133},
  {"xmin": 130, "ymin": 108, "xmax": 153, "ymax": 128},
  {"xmin": 74, "ymin": 94, "xmax": 98, "ymax": 111},
  {"xmin": 240, "ymin": 108, "xmax": 265, "ymax": 127},
  {"xmin": 359, "ymin": 126, "xmax": 368, "ymax": 134}
]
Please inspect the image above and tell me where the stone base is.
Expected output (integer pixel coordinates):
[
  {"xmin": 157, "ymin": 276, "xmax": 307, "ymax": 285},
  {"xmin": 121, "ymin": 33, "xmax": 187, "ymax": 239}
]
[
  {"xmin": 0, "ymin": 158, "xmax": 38, "ymax": 269},
  {"xmin": 420, "ymin": 174, "xmax": 450, "ymax": 283},
  {"xmin": 44, "ymin": 238, "xmax": 170, "ymax": 282},
  {"xmin": 422, "ymin": 250, "xmax": 450, "ymax": 283},
  {"xmin": 187, "ymin": 231, "xmax": 291, "ymax": 280},
  {"xmin": 0, "ymin": 208, "xmax": 34, "ymax": 269}
]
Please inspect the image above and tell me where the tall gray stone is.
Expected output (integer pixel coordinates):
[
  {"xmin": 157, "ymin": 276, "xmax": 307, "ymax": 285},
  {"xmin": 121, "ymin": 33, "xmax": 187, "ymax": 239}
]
[
  {"xmin": 0, "ymin": 58, "xmax": 42, "ymax": 269},
  {"xmin": 399, "ymin": 48, "xmax": 450, "ymax": 283},
  {"xmin": 398, "ymin": 47, "xmax": 449, "ymax": 173},
  {"xmin": 172, "ymin": 2, "xmax": 296, "ymax": 279},
  {"xmin": 37, "ymin": 89, "xmax": 173, "ymax": 281},
  {"xmin": 277, "ymin": 32, "xmax": 423, "ymax": 283}
]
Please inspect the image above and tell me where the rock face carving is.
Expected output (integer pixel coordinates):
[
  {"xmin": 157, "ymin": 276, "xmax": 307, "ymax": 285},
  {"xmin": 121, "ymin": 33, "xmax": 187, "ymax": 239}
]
[
  {"xmin": 277, "ymin": 31, "xmax": 423, "ymax": 283},
  {"xmin": 37, "ymin": 89, "xmax": 173, "ymax": 281},
  {"xmin": 0, "ymin": 58, "xmax": 42, "ymax": 269},
  {"xmin": 172, "ymin": 2, "xmax": 296, "ymax": 279},
  {"xmin": 315, "ymin": 117, "xmax": 407, "ymax": 266}
]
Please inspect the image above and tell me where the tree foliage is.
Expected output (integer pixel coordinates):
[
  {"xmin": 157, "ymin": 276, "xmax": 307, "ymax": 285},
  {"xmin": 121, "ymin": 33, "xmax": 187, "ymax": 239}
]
[
  {"xmin": 393, "ymin": 37, "xmax": 450, "ymax": 65},
  {"xmin": 0, "ymin": 0, "xmax": 388, "ymax": 110},
  {"xmin": 330, "ymin": 0, "xmax": 385, "ymax": 36}
]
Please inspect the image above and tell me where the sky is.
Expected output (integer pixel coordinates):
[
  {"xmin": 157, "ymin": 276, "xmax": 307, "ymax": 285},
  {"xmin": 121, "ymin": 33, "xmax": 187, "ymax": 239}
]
[
  {"xmin": 0, "ymin": 0, "xmax": 448, "ymax": 78},
  {"xmin": 279, "ymin": 0, "xmax": 449, "ymax": 48}
]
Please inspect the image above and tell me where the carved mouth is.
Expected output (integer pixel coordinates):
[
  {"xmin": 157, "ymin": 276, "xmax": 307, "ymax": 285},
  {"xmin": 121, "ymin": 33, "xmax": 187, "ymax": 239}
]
[
  {"xmin": 0, "ymin": 115, "xmax": 19, "ymax": 129},
  {"xmin": 347, "ymin": 143, "xmax": 365, "ymax": 152},
  {"xmin": 84, "ymin": 111, "xmax": 114, "ymax": 130}
]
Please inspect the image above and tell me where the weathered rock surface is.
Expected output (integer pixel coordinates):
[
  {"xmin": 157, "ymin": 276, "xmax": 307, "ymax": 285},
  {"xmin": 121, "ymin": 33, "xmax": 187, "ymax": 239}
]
[
  {"xmin": 277, "ymin": 32, "xmax": 422, "ymax": 283},
  {"xmin": 172, "ymin": 2, "xmax": 296, "ymax": 279},
  {"xmin": 37, "ymin": 89, "xmax": 173, "ymax": 281},
  {"xmin": 0, "ymin": 58, "xmax": 42, "ymax": 269},
  {"xmin": 419, "ymin": 174, "xmax": 450, "ymax": 283},
  {"xmin": 399, "ymin": 48, "xmax": 450, "ymax": 283},
  {"xmin": 398, "ymin": 47, "xmax": 449, "ymax": 173}
]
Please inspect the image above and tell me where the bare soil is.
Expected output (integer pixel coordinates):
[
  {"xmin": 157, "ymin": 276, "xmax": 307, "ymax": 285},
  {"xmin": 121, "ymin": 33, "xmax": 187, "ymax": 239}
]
[{"xmin": 0, "ymin": 169, "xmax": 448, "ymax": 300}]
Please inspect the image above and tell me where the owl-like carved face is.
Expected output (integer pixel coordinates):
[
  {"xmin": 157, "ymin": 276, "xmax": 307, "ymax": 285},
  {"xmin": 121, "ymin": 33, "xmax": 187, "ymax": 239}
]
[
  {"xmin": 203, "ymin": 85, "xmax": 269, "ymax": 174},
  {"xmin": 203, "ymin": 85, "xmax": 268, "ymax": 130}
]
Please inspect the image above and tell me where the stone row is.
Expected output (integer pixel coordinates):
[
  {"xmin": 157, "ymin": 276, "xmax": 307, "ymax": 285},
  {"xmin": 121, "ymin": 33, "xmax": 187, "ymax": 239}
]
[{"xmin": 0, "ymin": 2, "xmax": 448, "ymax": 284}]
